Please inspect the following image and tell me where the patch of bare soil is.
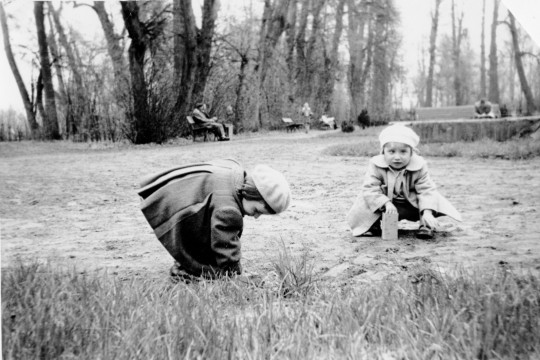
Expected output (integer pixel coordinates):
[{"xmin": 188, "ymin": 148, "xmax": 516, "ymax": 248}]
[{"xmin": 2, "ymin": 130, "xmax": 540, "ymax": 286}]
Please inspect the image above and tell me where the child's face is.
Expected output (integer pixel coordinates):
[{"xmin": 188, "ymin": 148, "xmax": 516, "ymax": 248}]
[
  {"xmin": 242, "ymin": 199, "xmax": 272, "ymax": 219},
  {"xmin": 383, "ymin": 142, "xmax": 412, "ymax": 170}
]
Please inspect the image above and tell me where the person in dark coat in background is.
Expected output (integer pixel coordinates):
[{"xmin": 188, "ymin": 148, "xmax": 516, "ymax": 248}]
[
  {"xmin": 137, "ymin": 159, "xmax": 291, "ymax": 282},
  {"xmin": 357, "ymin": 108, "xmax": 371, "ymax": 129}
]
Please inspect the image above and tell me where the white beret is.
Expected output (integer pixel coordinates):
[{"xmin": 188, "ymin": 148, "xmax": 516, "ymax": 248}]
[
  {"xmin": 379, "ymin": 124, "xmax": 420, "ymax": 149},
  {"xmin": 251, "ymin": 165, "xmax": 291, "ymax": 214}
]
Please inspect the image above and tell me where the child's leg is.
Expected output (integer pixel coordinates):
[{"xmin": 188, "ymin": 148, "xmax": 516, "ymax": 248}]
[{"xmin": 393, "ymin": 198, "xmax": 420, "ymax": 222}]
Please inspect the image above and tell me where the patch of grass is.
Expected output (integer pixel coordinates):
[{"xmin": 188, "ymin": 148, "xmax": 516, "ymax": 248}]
[
  {"xmin": 3, "ymin": 260, "xmax": 540, "ymax": 359},
  {"xmin": 272, "ymin": 244, "xmax": 318, "ymax": 298},
  {"xmin": 325, "ymin": 138, "xmax": 540, "ymax": 160}
]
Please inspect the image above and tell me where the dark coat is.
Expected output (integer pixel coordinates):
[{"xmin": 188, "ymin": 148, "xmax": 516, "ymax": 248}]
[{"xmin": 138, "ymin": 159, "xmax": 245, "ymax": 278}]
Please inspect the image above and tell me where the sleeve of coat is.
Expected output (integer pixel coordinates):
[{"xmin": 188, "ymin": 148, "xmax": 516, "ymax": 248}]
[
  {"xmin": 210, "ymin": 206, "xmax": 243, "ymax": 275},
  {"xmin": 362, "ymin": 162, "xmax": 391, "ymax": 212},
  {"xmin": 414, "ymin": 165, "xmax": 439, "ymax": 212}
]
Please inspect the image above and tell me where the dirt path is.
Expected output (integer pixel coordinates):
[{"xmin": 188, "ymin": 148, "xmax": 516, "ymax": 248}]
[{"xmin": 2, "ymin": 130, "xmax": 540, "ymax": 285}]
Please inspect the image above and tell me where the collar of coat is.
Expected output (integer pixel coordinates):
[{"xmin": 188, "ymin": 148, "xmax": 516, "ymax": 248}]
[{"xmin": 371, "ymin": 153, "xmax": 425, "ymax": 171}]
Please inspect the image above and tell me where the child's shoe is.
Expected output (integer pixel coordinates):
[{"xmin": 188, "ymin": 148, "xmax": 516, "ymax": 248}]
[
  {"xmin": 416, "ymin": 226, "xmax": 434, "ymax": 240},
  {"xmin": 170, "ymin": 261, "xmax": 197, "ymax": 283},
  {"xmin": 363, "ymin": 220, "xmax": 382, "ymax": 237}
]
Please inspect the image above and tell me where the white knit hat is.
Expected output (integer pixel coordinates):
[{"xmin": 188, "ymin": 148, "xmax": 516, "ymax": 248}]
[
  {"xmin": 251, "ymin": 165, "xmax": 291, "ymax": 214},
  {"xmin": 379, "ymin": 124, "xmax": 420, "ymax": 149}
]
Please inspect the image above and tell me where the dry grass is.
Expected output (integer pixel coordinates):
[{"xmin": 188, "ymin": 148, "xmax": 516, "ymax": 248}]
[
  {"xmin": 3, "ymin": 258, "xmax": 539, "ymax": 359},
  {"xmin": 323, "ymin": 137, "xmax": 540, "ymax": 160}
]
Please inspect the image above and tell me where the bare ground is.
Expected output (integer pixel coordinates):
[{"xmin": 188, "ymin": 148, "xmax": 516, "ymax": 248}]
[{"xmin": 2, "ymin": 129, "xmax": 540, "ymax": 286}]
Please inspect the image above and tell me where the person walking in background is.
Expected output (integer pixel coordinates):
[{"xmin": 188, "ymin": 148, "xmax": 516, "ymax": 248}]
[
  {"xmin": 346, "ymin": 124, "xmax": 462, "ymax": 239},
  {"xmin": 192, "ymin": 103, "xmax": 230, "ymax": 141},
  {"xmin": 137, "ymin": 159, "xmax": 291, "ymax": 282}
]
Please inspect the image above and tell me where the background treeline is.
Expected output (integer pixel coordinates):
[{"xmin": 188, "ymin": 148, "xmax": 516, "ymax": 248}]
[{"xmin": 0, "ymin": 0, "xmax": 538, "ymax": 143}]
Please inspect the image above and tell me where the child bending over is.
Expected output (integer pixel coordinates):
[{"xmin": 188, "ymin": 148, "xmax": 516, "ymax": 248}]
[
  {"xmin": 347, "ymin": 124, "xmax": 461, "ymax": 239},
  {"xmin": 138, "ymin": 159, "xmax": 291, "ymax": 282}
]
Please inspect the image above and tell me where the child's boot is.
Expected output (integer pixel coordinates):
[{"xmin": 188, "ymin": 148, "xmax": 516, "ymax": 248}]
[{"xmin": 416, "ymin": 225, "xmax": 434, "ymax": 240}]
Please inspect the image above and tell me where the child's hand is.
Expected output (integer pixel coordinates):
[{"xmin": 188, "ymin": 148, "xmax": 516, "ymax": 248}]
[
  {"xmin": 385, "ymin": 202, "xmax": 397, "ymax": 214},
  {"xmin": 422, "ymin": 210, "xmax": 439, "ymax": 229}
]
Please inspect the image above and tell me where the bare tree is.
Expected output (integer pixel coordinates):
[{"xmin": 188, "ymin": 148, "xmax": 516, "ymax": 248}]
[
  {"xmin": 173, "ymin": 0, "xmax": 220, "ymax": 124},
  {"xmin": 347, "ymin": 0, "xmax": 371, "ymax": 121},
  {"xmin": 508, "ymin": 11, "xmax": 536, "ymax": 115},
  {"xmin": 425, "ymin": 0, "xmax": 442, "ymax": 107},
  {"xmin": 488, "ymin": 0, "xmax": 500, "ymax": 104},
  {"xmin": 450, "ymin": 0, "xmax": 466, "ymax": 105},
  {"xmin": 0, "ymin": 2, "xmax": 39, "ymax": 137},
  {"xmin": 316, "ymin": 0, "xmax": 346, "ymax": 115},
  {"xmin": 120, "ymin": 1, "xmax": 151, "ymax": 144},
  {"xmin": 35, "ymin": 1, "xmax": 60, "ymax": 139},
  {"xmin": 252, "ymin": 0, "xmax": 290, "ymax": 129},
  {"xmin": 91, "ymin": 2, "xmax": 128, "ymax": 98},
  {"xmin": 480, "ymin": 0, "xmax": 486, "ymax": 98}
]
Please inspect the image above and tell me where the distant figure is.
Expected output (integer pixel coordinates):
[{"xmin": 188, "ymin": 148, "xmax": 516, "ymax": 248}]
[
  {"xmin": 301, "ymin": 102, "xmax": 312, "ymax": 133},
  {"xmin": 474, "ymin": 99, "xmax": 495, "ymax": 119},
  {"xmin": 347, "ymin": 124, "xmax": 462, "ymax": 240},
  {"xmin": 357, "ymin": 108, "xmax": 371, "ymax": 129},
  {"xmin": 192, "ymin": 103, "xmax": 230, "ymax": 141},
  {"xmin": 500, "ymin": 104, "xmax": 509, "ymax": 118}
]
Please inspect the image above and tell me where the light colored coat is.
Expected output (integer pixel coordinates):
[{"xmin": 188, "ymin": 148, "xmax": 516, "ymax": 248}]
[
  {"xmin": 138, "ymin": 159, "xmax": 245, "ymax": 278},
  {"xmin": 347, "ymin": 154, "xmax": 462, "ymax": 236}
]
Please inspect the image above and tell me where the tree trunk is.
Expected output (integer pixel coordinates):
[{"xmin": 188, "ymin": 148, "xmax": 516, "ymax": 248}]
[
  {"xmin": 35, "ymin": 1, "xmax": 60, "ymax": 140},
  {"xmin": 173, "ymin": 0, "xmax": 220, "ymax": 126},
  {"xmin": 480, "ymin": 0, "xmax": 486, "ymax": 98},
  {"xmin": 47, "ymin": 12, "xmax": 68, "ymax": 137},
  {"xmin": 347, "ymin": 0, "xmax": 370, "ymax": 121},
  {"xmin": 425, "ymin": 0, "xmax": 441, "ymax": 107},
  {"xmin": 488, "ymin": 0, "xmax": 500, "ymax": 104},
  {"xmin": 0, "ymin": 2, "xmax": 39, "ymax": 137},
  {"xmin": 285, "ymin": 0, "xmax": 297, "ymax": 111},
  {"xmin": 508, "ymin": 11, "xmax": 536, "ymax": 115},
  {"xmin": 120, "ymin": 1, "xmax": 151, "ymax": 144},
  {"xmin": 92, "ymin": 2, "xmax": 128, "ymax": 100},
  {"xmin": 49, "ymin": 3, "xmax": 85, "ymax": 136},
  {"xmin": 370, "ymin": 9, "xmax": 389, "ymax": 123},
  {"xmin": 316, "ymin": 0, "xmax": 345, "ymax": 115},
  {"xmin": 451, "ymin": 0, "xmax": 465, "ymax": 105},
  {"xmin": 252, "ymin": 0, "xmax": 290, "ymax": 129}
]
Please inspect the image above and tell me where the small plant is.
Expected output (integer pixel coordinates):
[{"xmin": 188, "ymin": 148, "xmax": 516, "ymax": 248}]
[{"xmin": 271, "ymin": 241, "xmax": 318, "ymax": 298}]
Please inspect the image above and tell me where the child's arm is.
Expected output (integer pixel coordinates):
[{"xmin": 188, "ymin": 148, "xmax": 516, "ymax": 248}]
[
  {"xmin": 414, "ymin": 165, "xmax": 439, "ymax": 212},
  {"xmin": 362, "ymin": 161, "xmax": 392, "ymax": 212},
  {"xmin": 414, "ymin": 165, "xmax": 441, "ymax": 229}
]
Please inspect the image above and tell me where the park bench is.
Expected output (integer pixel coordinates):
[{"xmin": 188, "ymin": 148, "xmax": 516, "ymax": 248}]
[
  {"xmin": 186, "ymin": 116, "xmax": 217, "ymax": 142},
  {"xmin": 282, "ymin": 117, "xmax": 304, "ymax": 132},
  {"xmin": 414, "ymin": 104, "xmax": 501, "ymax": 121}
]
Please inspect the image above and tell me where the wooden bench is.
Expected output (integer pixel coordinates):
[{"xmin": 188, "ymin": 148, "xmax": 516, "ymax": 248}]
[
  {"xmin": 414, "ymin": 104, "xmax": 501, "ymax": 121},
  {"xmin": 186, "ymin": 116, "xmax": 216, "ymax": 142},
  {"xmin": 282, "ymin": 117, "xmax": 304, "ymax": 132}
]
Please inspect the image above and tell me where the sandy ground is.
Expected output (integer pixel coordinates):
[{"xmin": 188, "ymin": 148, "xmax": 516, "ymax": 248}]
[{"xmin": 2, "ymin": 129, "xmax": 540, "ymax": 286}]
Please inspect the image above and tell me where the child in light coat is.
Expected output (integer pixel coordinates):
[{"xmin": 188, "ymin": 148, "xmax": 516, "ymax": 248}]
[{"xmin": 347, "ymin": 124, "xmax": 462, "ymax": 239}]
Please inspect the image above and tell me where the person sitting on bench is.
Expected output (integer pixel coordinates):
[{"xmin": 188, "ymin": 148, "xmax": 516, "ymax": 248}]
[
  {"xmin": 192, "ymin": 103, "xmax": 230, "ymax": 141},
  {"xmin": 474, "ymin": 99, "xmax": 495, "ymax": 119}
]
